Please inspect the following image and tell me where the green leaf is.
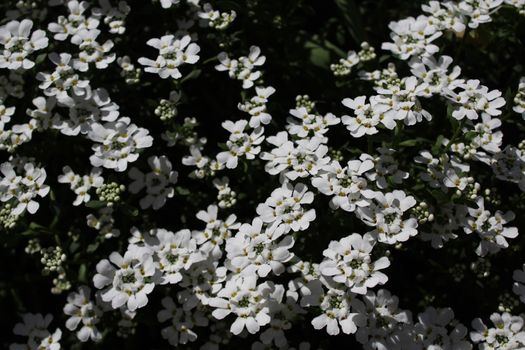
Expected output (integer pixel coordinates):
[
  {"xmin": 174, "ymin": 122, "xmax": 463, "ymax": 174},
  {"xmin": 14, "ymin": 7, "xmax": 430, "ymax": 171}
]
[
  {"xmin": 334, "ymin": 0, "xmax": 365, "ymax": 43},
  {"xmin": 306, "ymin": 41, "xmax": 331, "ymax": 69},
  {"xmin": 432, "ymin": 135, "xmax": 445, "ymax": 154},
  {"xmin": 430, "ymin": 189, "xmax": 449, "ymax": 203},
  {"xmin": 181, "ymin": 69, "xmax": 202, "ymax": 84},
  {"xmin": 399, "ymin": 139, "xmax": 419, "ymax": 147},
  {"xmin": 175, "ymin": 186, "xmax": 190, "ymax": 196},
  {"xmin": 87, "ymin": 242, "xmax": 99, "ymax": 253},
  {"xmin": 29, "ymin": 222, "xmax": 46, "ymax": 230},
  {"xmin": 85, "ymin": 200, "xmax": 106, "ymax": 209},
  {"xmin": 78, "ymin": 264, "xmax": 87, "ymax": 283},
  {"xmin": 35, "ymin": 53, "xmax": 47, "ymax": 65},
  {"xmin": 122, "ymin": 204, "xmax": 139, "ymax": 217},
  {"xmin": 69, "ymin": 241, "xmax": 80, "ymax": 254}
]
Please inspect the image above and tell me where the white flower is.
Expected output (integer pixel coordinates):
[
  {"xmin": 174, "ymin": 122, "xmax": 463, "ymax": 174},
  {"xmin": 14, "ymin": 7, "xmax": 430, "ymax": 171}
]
[
  {"xmin": 363, "ymin": 148, "xmax": 409, "ymax": 190},
  {"xmin": 71, "ymin": 29, "xmax": 116, "ymax": 71},
  {"xmin": 198, "ymin": 3, "xmax": 237, "ymax": 30},
  {"xmin": 459, "ymin": 0, "xmax": 503, "ymax": 29},
  {"xmin": 422, "ymin": 1, "xmax": 466, "ymax": 32},
  {"xmin": 259, "ymin": 285, "xmax": 304, "ymax": 348},
  {"xmin": 47, "ymin": 1, "xmax": 99, "ymax": 41},
  {"xmin": 286, "ymin": 107, "xmax": 340, "ymax": 140},
  {"xmin": 381, "ymin": 15, "xmax": 442, "ymax": 60},
  {"xmin": 138, "ymin": 34, "xmax": 200, "ymax": 79},
  {"xmin": 10, "ymin": 313, "xmax": 62, "ymax": 350},
  {"xmin": 180, "ymin": 260, "xmax": 228, "ymax": 305},
  {"xmin": 331, "ymin": 49, "xmax": 360, "ymax": 76},
  {"xmin": 261, "ymin": 132, "xmax": 330, "ymax": 180},
  {"xmin": 445, "ymin": 79, "xmax": 506, "ymax": 121},
  {"xmin": 0, "ymin": 19, "xmax": 48, "ymax": 70},
  {"xmin": 92, "ymin": 0, "xmax": 130, "ymax": 35},
  {"xmin": 238, "ymin": 86, "xmax": 275, "ymax": 128},
  {"xmin": 157, "ymin": 295, "xmax": 208, "ymax": 346},
  {"xmin": 409, "ymin": 55, "xmax": 463, "ymax": 94},
  {"xmin": 209, "ymin": 275, "xmax": 277, "ymax": 335},
  {"xmin": 149, "ymin": 228, "xmax": 204, "ymax": 284},
  {"xmin": 215, "ymin": 46, "xmax": 266, "ymax": 89},
  {"xmin": 463, "ymin": 197, "xmax": 519, "ymax": 256},
  {"xmin": 341, "ymin": 96, "xmax": 392, "ymax": 137},
  {"xmin": 256, "ymin": 181, "xmax": 316, "ymax": 233},
  {"xmin": 86, "ymin": 207, "xmax": 120, "ymax": 238},
  {"xmin": 216, "ymin": 119, "xmax": 264, "ymax": 169},
  {"xmin": 357, "ymin": 190, "xmax": 418, "ymax": 244},
  {"xmin": 356, "ymin": 289, "xmax": 412, "ymax": 349},
  {"xmin": 88, "ymin": 117, "xmax": 153, "ymax": 172},
  {"xmin": 312, "ymin": 158, "xmax": 377, "ymax": 212},
  {"xmin": 471, "ymin": 313, "xmax": 525, "ymax": 350},
  {"xmin": 63, "ymin": 286, "xmax": 103, "ymax": 342},
  {"xmin": 320, "ymin": 233, "xmax": 390, "ymax": 294},
  {"xmin": 0, "ymin": 161, "xmax": 49, "ymax": 215},
  {"xmin": 58, "ymin": 166, "xmax": 103, "ymax": 206},
  {"xmin": 225, "ymin": 218, "xmax": 294, "ymax": 277},
  {"xmin": 413, "ymin": 307, "xmax": 471, "ymax": 350},
  {"xmin": 308, "ymin": 287, "xmax": 366, "ymax": 335},
  {"xmin": 93, "ymin": 245, "xmax": 159, "ymax": 311},
  {"xmin": 26, "ymin": 96, "xmax": 61, "ymax": 131},
  {"xmin": 375, "ymin": 76, "xmax": 432, "ymax": 126},
  {"xmin": 128, "ymin": 155, "xmax": 178, "ymax": 210},
  {"xmin": 56, "ymin": 86, "xmax": 120, "ymax": 136},
  {"xmin": 36, "ymin": 53, "xmax": 90, "ymax": 104},
  {"xmin": 415, "ymin": 150, "xmax": 470, "ymax": 192},
  {"xmin": 490, "ymin": 146, "xmax": 525, "ymax": 190},
  {"xmin": 193, "ymin": 204, "xmax": 240, "ymax": 258},
  {"xmin": 0, "ymin": 103, "xmax": 15, "ymax": 124}
]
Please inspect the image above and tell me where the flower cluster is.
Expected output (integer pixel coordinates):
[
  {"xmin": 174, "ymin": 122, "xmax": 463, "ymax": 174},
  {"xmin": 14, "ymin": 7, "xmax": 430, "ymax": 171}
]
[{"xmin": 4, "ymin": 0, "xmax": 525, "ymax": 349}]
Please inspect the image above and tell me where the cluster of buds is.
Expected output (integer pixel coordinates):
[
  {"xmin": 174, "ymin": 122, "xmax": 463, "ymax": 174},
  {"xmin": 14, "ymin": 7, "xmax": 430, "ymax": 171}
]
[
  {"xmin": 358, "ymin": 42, "xmax": 376, "ymax": 61},
  {"xmin": 96, "ymin": 182, "xmax": 125, "ymax": 206},
  {"xmin": 155, "ymin": 91, "xmax": 181, "ymax": 122},
  {"xmin": 117, "ymin": 56, "xmax": 141, "ymax": 84},
  {"xmin": 498, "ymin": 292, "xmax": 519, "ymax": 313},
  {"xmin": 199, "ymin": 4, "xmax": 237, "ymax": 30},
  {"xmin": 25, "ymin": 238, "xmax": 41, "ymax": 255},
  {"xmin": 41, "ymin": 246, "xmax": 71, "ymax": 294},
  {"xmin": 450, "ymin": 143, "xmax": 477, "ymax": 160},
  {"xmin": 482, "ymin": 188, "xmax": 501, "ymax": 206},
  {"xmin": 461, "ymin": 180, "xmax": 480, "ymax": 200},
  {"xmin": 41, "ymin": 246, "xmax": 66, "ymax": 274},
  {"xmin": 331, "ymin": 42, "xmax": 376, "ymax": 77},
  {"xmin": 470, "ymin": 258, "xmax": 491, "ymax": 279},
  {"xmin": 329, "ymin": 148, "xmax": 345, "ymax": 162},
  {"xmin": 0, "ymin": 203, "xmax": 18, "ymax": 229},
  {"xmin": 213, "ymin": 177, "xmax": 237, "ymax": 208},
  {"xmin": 411, "ymin": 201, "xmax": 434, "ymax": 224},
  {"xmin": 295, "ymin": 94, "xmax": 315, "ymax": 112},
  {"xmin": 162, "ymin": 117, "xmax": 206, "ymax": 148}
]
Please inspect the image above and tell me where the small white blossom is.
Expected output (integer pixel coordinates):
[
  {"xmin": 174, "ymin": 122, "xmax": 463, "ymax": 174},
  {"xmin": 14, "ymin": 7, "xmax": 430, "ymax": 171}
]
[
  {"xmin": 63, "ymin": 286, "xmax": 103, "ymax": 342},
  {"xmin": 471, "ymin": 313, "xmax": 525, "ymax": 350},
  {"xmin": 93, "ymin": 245, "xmax": 159, "ymax": 311},
  {"xmin": 128, "ymin": 155, "xmax": 178, "ymax": 210},
  {"xmin": 256, "ymin": 181, "xmax": 316, "ymax": 233},
  {"xmin": 320, "ymin": 233, "xmax": 390, "ymax": 294},
  {"xmin": 0, "ymin": 19, "xmax": 48, "ymax": 70},
  {"xmin": 138, "ymin": 34, "xmax": 200, "ymax": 79}
]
